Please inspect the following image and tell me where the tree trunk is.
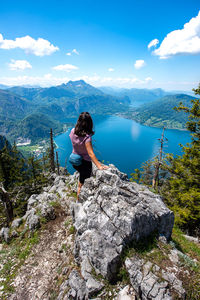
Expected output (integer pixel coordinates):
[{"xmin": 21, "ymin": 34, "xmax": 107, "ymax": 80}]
[
  {"xmin": 56, "ymin": 152, "xmax": 60, "ymax": 175},
  {"xmin": 152, "ymin": 162, "xmax": 160, "ymax": 189},
  {"xmin": 50, "ymin": 128, "xmax": 55, "ymax": 173}
]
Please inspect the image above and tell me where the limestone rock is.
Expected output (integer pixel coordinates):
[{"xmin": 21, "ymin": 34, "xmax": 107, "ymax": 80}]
[
  {"xmin": 71, "ymin": 165, "xmax": 174, "ymax": 282},
  {"xmin": 0, "ymin": 227, "xmax": 10, "ymax": 243},
  {"xmin": 26, "ymin": 214, "xmax": 40, "ymax": 231},
  {"xmin": 66, "ymin": 270, "xmax": 87, "ymax": 300},
  {"xmin": 86, "ymin": 276, "xmax": 104, "ymax": 298},
  {"xmin": 117, "ymin": 285, "xmax": 136, "ymax": 300},
  {"xmin": 161, "ymin": 269, "xmax": 186, "ymax": 298},
  {"xmin": 26, "ymin": 194, "xmax": 38, "ymax": 210},
  {"xmin": 59, "ymin": 166, "xmax": 68, "ymax": 176},
  {"xmin": 125, "ymin": 257, "xmax": 172, "ymax": 300},
  {"xmin": 40, "ymin": 203, "xmax": 56, "ymax": 220},
  {"xmin": 125, "ymin": 256, "xmax": 186, "ymax": 300},
  {"xmin": 11, "ymin": 230, "xmax": 19, "ymax": 238},
  {"xmin": 11, "ymin": 218, "xmax": 22, "ymax": 228},
  {"xmin": 183, "ymin": 234, "xmax": 199, "ymax": 244}
]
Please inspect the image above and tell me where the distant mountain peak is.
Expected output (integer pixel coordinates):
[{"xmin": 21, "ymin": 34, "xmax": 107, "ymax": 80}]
[
  {"xmin": 58, "ymin": 80, "xmax": 104, "ymax": 97},
  {"xmin": 66, "ymin": 80, "xmax": 89, "ymax": 87}
]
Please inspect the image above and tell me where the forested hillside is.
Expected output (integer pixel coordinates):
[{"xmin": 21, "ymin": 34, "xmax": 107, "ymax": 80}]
[
  {"xmin": 0, "ymin": 80, "xmax": 131, "ymax": 143},
  {"xmin": 131, "ymin": 94, "xmax": 198, "ymax": 129},
  {"xmin": 0, "ymin": 89, "xmax": 34, "ymax": 120}
]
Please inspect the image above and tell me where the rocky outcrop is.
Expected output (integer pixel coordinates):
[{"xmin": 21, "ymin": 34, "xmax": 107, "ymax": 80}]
[
  {"xmin": 67, "ymin": 165, "xmax": 174, "ymax": 299},
  {"xmin": 2, "ymin": 164, "xmax": 192, "ymax": 300}
]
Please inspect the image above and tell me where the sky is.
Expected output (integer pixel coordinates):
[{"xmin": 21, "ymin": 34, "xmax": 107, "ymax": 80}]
[{"xmin": 0, "ymin": 0, "xmax": 199, "ymax": 91}]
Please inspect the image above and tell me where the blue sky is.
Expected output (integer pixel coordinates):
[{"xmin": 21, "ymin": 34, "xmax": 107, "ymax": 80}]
[{"xmin": 0, "ymin": 0, "xmax": 199, "ymax": 90}]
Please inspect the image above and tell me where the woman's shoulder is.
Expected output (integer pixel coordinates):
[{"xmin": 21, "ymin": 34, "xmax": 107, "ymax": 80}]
[
  {"xmin": 69, "ymin": 127, "xmax": 75, "ymax": 137},
  {"xmin": 84, "ymin": 133, "xmax": 92, "ymax": 143}
]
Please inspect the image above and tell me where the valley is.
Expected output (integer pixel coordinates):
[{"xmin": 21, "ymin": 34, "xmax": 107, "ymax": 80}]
[{"xmin": 0, "ymin": 80, "xmax": 196, "ymax": 156}]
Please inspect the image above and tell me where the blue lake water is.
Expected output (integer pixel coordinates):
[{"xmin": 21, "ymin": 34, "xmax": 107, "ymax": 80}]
[{"xmin": 54, "ymin": 115, "xmax": 191, "ymax": 177}]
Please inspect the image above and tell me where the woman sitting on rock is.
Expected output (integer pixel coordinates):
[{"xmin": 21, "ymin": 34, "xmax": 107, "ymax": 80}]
[{"xmin": 69, "ymin": 112, "xmax": 108, "ymax": 199}]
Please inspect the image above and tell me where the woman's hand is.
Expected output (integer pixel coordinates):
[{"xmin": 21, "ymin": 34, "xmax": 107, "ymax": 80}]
[{"xmin": 98, "ymin": 165, "xmax": 109, "ymax": 170}]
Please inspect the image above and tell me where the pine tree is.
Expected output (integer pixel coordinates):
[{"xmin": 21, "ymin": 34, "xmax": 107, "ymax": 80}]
[
  {"xmin": 162, "ymin": 84, "xmax": 200, "ymax": 234},
  {"xmin": 0, "ymin": 142, "xmax": 13, "ymax": 189},
  {"xmin": 28, "ymin": 156, "xmax": 37, "ymax": 186},
  {"xmin": 152, "ymin": 127, "xmax": 168, "ymax": 189},
  {"xmin": 130, "ymin": 168, "xmax": 141, "ymax": 183},
  {"xmin": 42, "ymin": 153, "xmax": 46, "ymax": 172}
]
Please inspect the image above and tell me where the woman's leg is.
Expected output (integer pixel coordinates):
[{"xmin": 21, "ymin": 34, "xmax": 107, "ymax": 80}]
[
  {"xmin": 77, "ymin": 181, "xmax": 83, "ymax": 199},
  {"xmin": 73, "ymin": 160, "xmax": 92, "ymax": 200},
  {"xmin": 72, "ymin": 165, "xmax": 82, "ymax": 200}
]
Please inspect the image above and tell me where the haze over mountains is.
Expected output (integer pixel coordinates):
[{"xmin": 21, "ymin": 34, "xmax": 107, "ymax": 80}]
[
  {"xmin": 0, "ymin": 79, "xmax": 197, "ymax": 143},
  {"xmin": 98, "ymin": 86, "xmax": 195, "ymax": 102}
]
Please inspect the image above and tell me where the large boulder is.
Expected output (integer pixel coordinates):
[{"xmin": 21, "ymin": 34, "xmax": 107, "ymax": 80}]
[{"xmin": 71, "ymin": 165, "xmax": 174, "ymax": 283}]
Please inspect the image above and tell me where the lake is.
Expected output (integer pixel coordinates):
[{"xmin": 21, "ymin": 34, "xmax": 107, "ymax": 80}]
[{"xmin": 54, "ymin": 115, "xmax": 191, "ymax": 177}]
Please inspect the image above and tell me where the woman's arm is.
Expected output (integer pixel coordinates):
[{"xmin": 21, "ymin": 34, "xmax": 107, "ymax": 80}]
[{"xmin": 85, "ymin": 141, "xmax": 108, "ymax": 170}]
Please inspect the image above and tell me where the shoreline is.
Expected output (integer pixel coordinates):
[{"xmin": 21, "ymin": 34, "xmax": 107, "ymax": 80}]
[
  {"xmin": 115, "ymin": 113, "xmax": 188, "ymax": 132},
  {"xmin": 15, "ymin": 115, "xmax": 189, "ymax": 157}
]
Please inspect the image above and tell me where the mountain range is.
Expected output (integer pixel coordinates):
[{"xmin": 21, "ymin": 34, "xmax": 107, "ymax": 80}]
[
  {"xmin": 0, "ymin": 80, "xmax": 197, "ymax": 143},
  {"xmin": 99, "ymin": 86, "xmax": 169, "ymax": 103},
  {"xmin": 0, "ymin": 80, "xmax": 130, "ymax": 142},
  {"xmin": 99, "ymin": 86, "xmax": 195, "ymax": 102}
]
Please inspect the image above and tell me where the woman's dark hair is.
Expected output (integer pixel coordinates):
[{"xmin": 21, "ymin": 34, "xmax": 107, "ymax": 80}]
[{"xmin": 74, "ymin": 112, "xmax": 94, "ymax": 137}]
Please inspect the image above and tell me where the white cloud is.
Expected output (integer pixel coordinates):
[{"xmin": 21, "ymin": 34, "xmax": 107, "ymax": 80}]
[
  {"xmin": 72, "ymin": 49, "xmax": 79, "ymax": 55},
  {"xmin": 0, "ymin": 34, "xmax": 59, "ymax": 56},
  {"xmin": 66, "ymin": 48, "xmax": 79, "ymax": 56},
  {"xmin": 153, "ymin": 11, "xmax": 200, "ymax": 59},
  {"xmin": 0, "ymin": 74, "xmax": 69, "ymax": 87},
  {"xmin": 0, "ymin": 75, "xmax": 196, "ymax": 90},
  {"xmin": 148, "ymin": 39, "xmax": 159, "ymax": 49},
  {"xmin": 108, "ymin": 68, "xmax": 114, "ymax": 72},
  {"xmin": 0, "ymin": 74, "xmax": 151, "ymax": 88},
  {"xmin": 80, "ymin": 75, "xmax": 146, "ymax": 85},
  {"xmin": 52, "ymin": 64, "xmax": 79, "ymax": 72},
  {"xmin": 8, "ymin": 59, "xmax": 32, "ymax": 70},
  {"xmin": 134, "ymin": 60, "xmax": 146, "ymax": 69},
  {"xmin": 145, "ymin": 77, "xmax": 152, "ymax": 82}
]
